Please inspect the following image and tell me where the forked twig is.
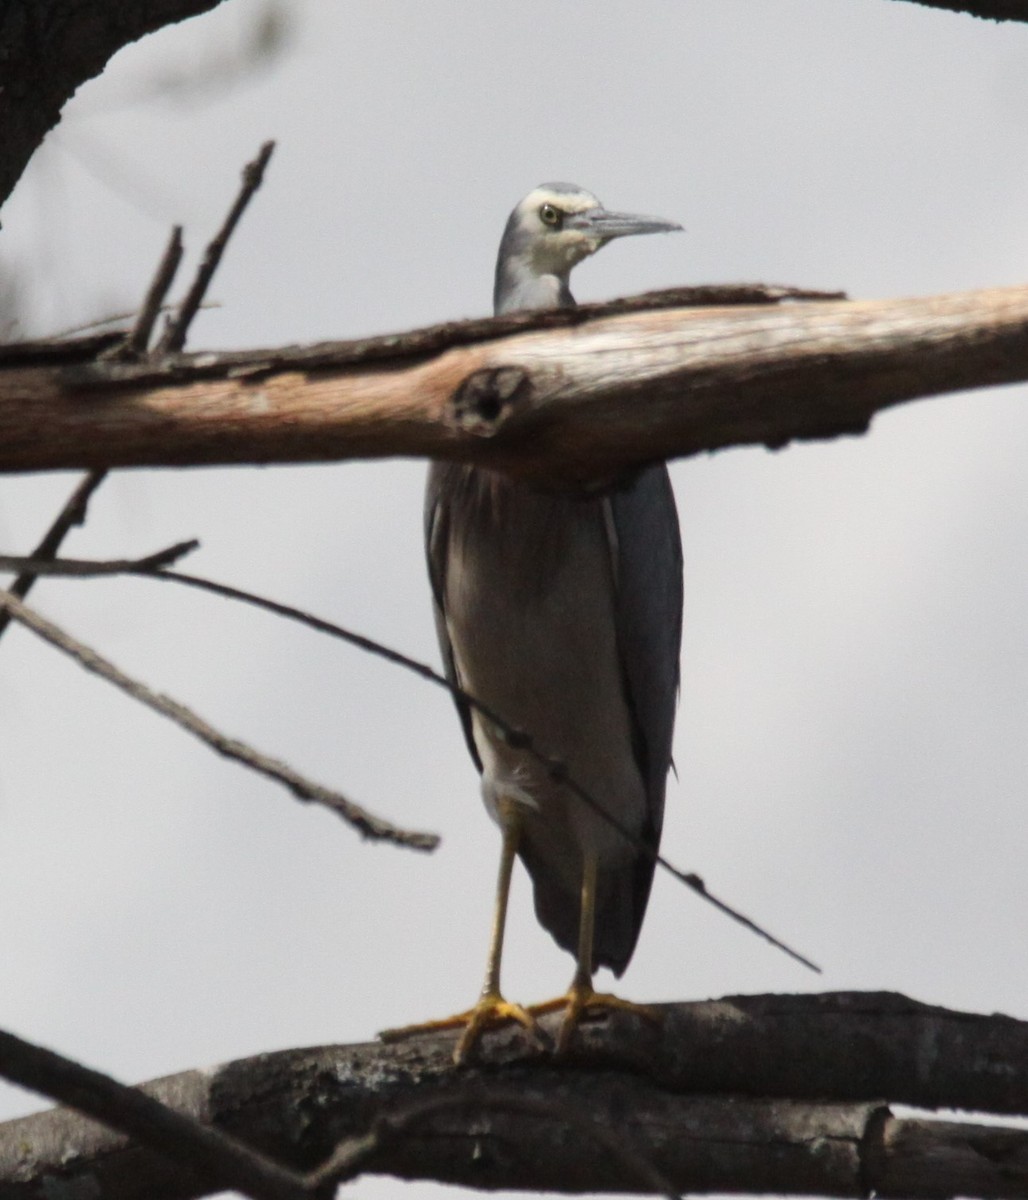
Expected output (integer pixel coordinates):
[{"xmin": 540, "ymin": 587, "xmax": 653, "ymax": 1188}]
[
  {"xmin": 0, "ymin": 470, "xmax": 108, "ymax": 642},
  {"xmin": 0, "ymin": 140, "xmax": 275, "ymax": 652},
  {"xmin": 157, "ymin": 141, "xmax": 275, "ymax": 354},
  {"xmin": 0, "ymin": 587, "xmax": 437, "ymax": 852}
]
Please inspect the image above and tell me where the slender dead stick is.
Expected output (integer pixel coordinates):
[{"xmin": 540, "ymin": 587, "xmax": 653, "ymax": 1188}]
[
  {"xmin": 0, "ymin": 587, "xmax": 437, "ymax": 851},
  {"xmin": 0, "ymin": 470, "xmax": 108, "ymax": 643},
  {"xmin": 120, "ymin": 224, "xmax": 185, "ymax": 358},
  {"xmin": 157, "ymin": 141, "xmax": 275, "ymax": 354}
]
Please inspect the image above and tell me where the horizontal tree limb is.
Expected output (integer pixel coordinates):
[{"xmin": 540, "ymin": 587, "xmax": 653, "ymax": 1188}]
[
  {"xmin": 4, "ymin": 992, "xmax": 1028, "ymax": 1199},
  {"xmin": 3, "ymin": 281, "xmax": 1027, "ymax": 484}
]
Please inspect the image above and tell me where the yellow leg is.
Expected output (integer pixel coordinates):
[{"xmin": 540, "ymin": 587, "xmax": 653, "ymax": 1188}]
[
  {"xmin": 380, "ymin": 801, "xmax": 541, "ymax": 1063},
  {"xmin": 529, "ymin": 852, "xmax": 660, "ymax": 1053}
]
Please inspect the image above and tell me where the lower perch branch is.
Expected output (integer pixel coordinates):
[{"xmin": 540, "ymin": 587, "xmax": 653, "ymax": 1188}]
[{"xmin": 3, "ymin": 993, "xmax": 1028, "ymax": 1198}]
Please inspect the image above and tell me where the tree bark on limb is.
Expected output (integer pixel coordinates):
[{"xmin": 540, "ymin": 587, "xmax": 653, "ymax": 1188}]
[
  {"xmin": 1, "ymin": 283, "xmax": 1026, "ymax": 485},
  {"xmin": 0, "ymin": 0, "xmax": 227, "ymax": 208},
  {"xmin": 4, "ymin": 992, "xmax": 1028, "ymax": 1199},
  {"xmin": 903, "ymin": 0, "xmax": 1028, "ymax": 21}
]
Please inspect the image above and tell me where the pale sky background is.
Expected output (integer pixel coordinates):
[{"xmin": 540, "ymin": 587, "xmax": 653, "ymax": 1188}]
[{"xmin": 2, "ymin": 2, "xmax": 1028, "ymax": 1197}]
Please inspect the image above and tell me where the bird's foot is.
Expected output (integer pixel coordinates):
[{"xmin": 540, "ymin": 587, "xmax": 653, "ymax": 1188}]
[
  {"xmin": 530, "ymin": 986, "xmax": 662, "ymax": 1054},
  {"xmin": 380, "ymin": 991, "xmax": 544, "ymax": 1064}
]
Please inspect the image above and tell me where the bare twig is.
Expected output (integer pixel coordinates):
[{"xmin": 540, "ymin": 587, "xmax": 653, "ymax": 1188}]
[
  {"xmin": 0, "ymin": 1028, "xmax": 314, "ymax": 1200},
  {"xmin": 119, "ymin": 224, "xmax": 185, "ymax": 358},
  {"xmin": 0, "ymin": 587, "xmax": 437, "ymax": 851},
  {"xmin": 0, "ymin": 546, "xmax": 816, "ymax": 969},
  {"xmin": 0, "ymin": 218, "xmax": 182, "ymax": 647},
  {"xmin": 0, "ymin": 469, "xmax": 107, "ymax": 644},
  {"xmin": 0, "ymin": 136, "xmax": 270, "ymax": 649},
  {"xmin": 157, "ymin": 141, "xmax": 275, "ymax": 354},
  {"xmin": 0, "ymin": 540, "xmax": 198, "ymax": 576}
]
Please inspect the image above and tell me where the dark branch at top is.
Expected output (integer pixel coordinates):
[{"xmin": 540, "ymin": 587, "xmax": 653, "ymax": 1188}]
[
  {"xmin": 905, "ymin": 0, "xmax": 1028, "ymax": 19},
  {"xmin": 0, "ymin": 0, "xmax": 226, "ymax": 208}
]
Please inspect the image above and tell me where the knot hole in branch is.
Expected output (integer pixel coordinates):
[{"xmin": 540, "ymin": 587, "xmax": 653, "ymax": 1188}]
[{"xmin": 451, "ymin": 366, "xmax": 532, "ymax": 436}]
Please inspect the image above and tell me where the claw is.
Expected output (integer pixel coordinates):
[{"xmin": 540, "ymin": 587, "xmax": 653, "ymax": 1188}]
[
  {"xmin": 529, "ymin": 986, "xmax": 662, "ymax": 1054},
  {"xmin": 381, "ymin": 992, "xmax": 544, "ymax": 1063}
]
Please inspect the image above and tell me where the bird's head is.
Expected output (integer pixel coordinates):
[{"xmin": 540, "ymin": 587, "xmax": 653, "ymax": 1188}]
[{"xmin": 494, "ymin": 183, "xmax": 681, "ymax": 314}]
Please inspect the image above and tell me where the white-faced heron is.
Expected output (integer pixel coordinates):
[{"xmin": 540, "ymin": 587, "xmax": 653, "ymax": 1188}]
[{"xmin": 400, "ymin": 184, "xmax": 683, "ymax": 1060}]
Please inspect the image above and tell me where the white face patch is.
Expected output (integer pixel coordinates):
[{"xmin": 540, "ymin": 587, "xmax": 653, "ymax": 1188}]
[{"xmin": 515, "ymin": 186, "xmax": 603, "ymax": 276}]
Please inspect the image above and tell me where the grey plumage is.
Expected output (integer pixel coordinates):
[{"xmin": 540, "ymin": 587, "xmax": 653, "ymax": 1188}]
[{"xmin": 426, "ymin": 183, "xmax": 683, "ymax": 979}]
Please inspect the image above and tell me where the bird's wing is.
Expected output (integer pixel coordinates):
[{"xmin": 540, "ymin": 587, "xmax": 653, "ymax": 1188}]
[
  {"xmin": 424, "ymin": 462, "xmax": 483, "ymax": 772},
  {"xmin": 605, "ymin": 464, "xmax": 683, "ymax": 838}
]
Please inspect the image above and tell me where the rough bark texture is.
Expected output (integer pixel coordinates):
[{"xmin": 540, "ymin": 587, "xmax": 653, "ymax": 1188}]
[
  {"xmin": 3, "ymin": 993, "xmax": 1028, "ymax": 1198},
  {"xmin": 0, "ymin": 1, "xmax": 226, "ymax": 209},
  {"xmin": 1, "ymin": 282, "xmax": 1028, "ymax": 485}
]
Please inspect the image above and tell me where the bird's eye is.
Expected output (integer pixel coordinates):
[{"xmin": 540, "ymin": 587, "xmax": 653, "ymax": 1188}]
[{"xmin": 539, "ymin": 203, "xmax": 561, "ymax": 227}]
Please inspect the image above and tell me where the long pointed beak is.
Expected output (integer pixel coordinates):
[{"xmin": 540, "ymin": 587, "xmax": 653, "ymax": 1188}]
[{"xmin": 568, "ymin": 207, "xmax": 683, "ymax": 241}]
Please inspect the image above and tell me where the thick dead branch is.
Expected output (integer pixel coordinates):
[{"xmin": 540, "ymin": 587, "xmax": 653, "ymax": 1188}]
[
  {"xmin": 904, "ymin": 0, "xmax": 1028, "ymax": 20},
  {"xmin": 1, "ymin": 282, "xmax": 1027, "ymax": 484},
  {"xmin": 3, "ymin": 993, "xmax": 1028, "ymax": 1199},
  {"xmin": 0, "ymin": 1, "xmax": 227, "ymax": 208},
  {"xmin": 0, "ymin": 588, "xmax": 437, "ymax": 851},
  {"xmin": 0, "ymin": 1030, "xmax": 682, "ymax": 1200}
]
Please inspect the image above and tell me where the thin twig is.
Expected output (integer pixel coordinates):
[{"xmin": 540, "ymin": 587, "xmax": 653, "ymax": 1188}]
[
  {"xmin": 0, "ymin": 548, "xmax": 814, "ymax": 969},
  {"xmin": 0, "ymin": 469, "xmax": 108, "ymax": 643},
  {"xmin": 157, "ymin": 141, "xmax": 275, "ymax": 354},
  {"xmin": 119, "ymin": 225, "xmax": 185, "ymax": 358},
  {"xmin": 0, "ymin": 540, "xmax": 199, "ymax": 576},
  {"xmin": 0, "ymin": 588, "xmax": 437, "ymax": 851},
  {"xmin": 0, "ymin": 1028, "xmax": 314, "ymax": 1200}
]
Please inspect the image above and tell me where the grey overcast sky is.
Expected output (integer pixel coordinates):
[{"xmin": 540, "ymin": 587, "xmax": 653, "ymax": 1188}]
[{"xmin": 2, "ymin": 2, "xmax": 1028, "ymax": 1197}]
